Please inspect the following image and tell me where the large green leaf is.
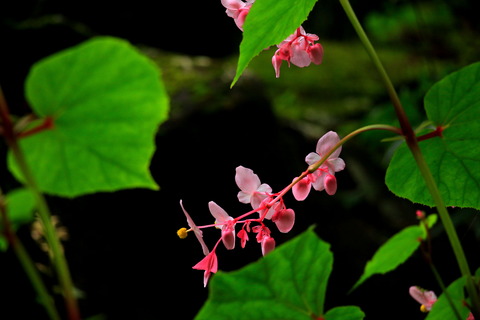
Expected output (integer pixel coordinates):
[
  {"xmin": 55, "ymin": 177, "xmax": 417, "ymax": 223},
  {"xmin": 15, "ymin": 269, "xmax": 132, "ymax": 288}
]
[
  {"xmin": 232, "ymin": 0, "xmax": 319, "ymax": 86},
  {"xmin": 8, "ymin": 37, "xmax": 169, "ymax": 197},
  {"xmin": 386, "ymin": 62, "xmax": 480, "ymax": 209},
  {"xmin": 195, "ymin": 228, "xmax": 364, "ymax": 320},
  {"xmin": 352, "ymin": 214, "xmax": 437, "ymax": 290}
]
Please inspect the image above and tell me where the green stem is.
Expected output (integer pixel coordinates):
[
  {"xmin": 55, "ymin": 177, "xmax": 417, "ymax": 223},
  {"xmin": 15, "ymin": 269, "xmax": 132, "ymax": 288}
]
[
  {"xmin": 0, "ymin": 192, "xmax": 61, "ymax": 320},
  {"xmin": 0, "ymin": 88, "xmax": 81, "ymax": 320},
  {"xmin": 338, "ymin": 0, "xmax": 480, "ymax": 317}
]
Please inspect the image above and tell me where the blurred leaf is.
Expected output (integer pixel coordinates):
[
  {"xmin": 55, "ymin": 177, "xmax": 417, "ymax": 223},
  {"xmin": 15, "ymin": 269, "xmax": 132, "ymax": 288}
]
[
  {"xmin": 324, "ymin": 306, "xmax": 365, "ymax": 320},
  {"xmin": 352, "ymin": 214, "xmax": 437, "ymax": 290},
  {"xmin": 8, "ymin": 37, "xmax": 169, "ymax": 197},
  {"xmin": 195, "ymin": 227, "xmax": 364, "ymax": 320},
  {"xmin": 425, "ymin": 276, "xmax": 471, "ymax": 320},
  {"xmin": 386, "ymin": 62, "xmax": 480, "ymax": 209},
  {"xmin": 0, "ymin": 188, "xmax": 36, "ymax": 251},
  {"xmin": 232, "ymin": 0, "xmax": 318, "ymax": 86}
]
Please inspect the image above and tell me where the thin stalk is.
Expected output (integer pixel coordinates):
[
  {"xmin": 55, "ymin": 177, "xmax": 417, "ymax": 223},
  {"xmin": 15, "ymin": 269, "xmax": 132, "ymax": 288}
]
[
  {"xmin": 338, "ymin": 0, "xmax": 480, "ymax": 317},
  {"xmin": 0, "ymin": 192, "xmax": 61, "ymax": 320},
  {"xmin": 0, "ymin": 87, "xmax": 81, "ymax": 320}
]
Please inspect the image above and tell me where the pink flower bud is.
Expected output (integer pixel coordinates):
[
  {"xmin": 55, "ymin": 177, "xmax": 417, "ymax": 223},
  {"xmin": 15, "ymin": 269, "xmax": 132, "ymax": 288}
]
[
  {"xmin": 261, "ymin": 236, "xmax": 275, "ymax": 256},
  {"xmin": 324, "ymin": 174, "xmax": 337, "ymax": 195},
  {"xmin": 272, "ymin": 208, "xmax": 295, "ymax": 233}
]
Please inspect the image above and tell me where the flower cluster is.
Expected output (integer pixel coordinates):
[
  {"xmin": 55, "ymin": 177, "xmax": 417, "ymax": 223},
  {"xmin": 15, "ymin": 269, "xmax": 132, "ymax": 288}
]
[
  {"xmin": 220, "ymin": 0, "xmax": 324, "ymax": 78},
  {"xmin": 178, "ymin": 131, "xmax": 345, "ymax": 286},
  {"xmin": 409, "ymin": 286, "xmax": 475, "ymax": 319}
]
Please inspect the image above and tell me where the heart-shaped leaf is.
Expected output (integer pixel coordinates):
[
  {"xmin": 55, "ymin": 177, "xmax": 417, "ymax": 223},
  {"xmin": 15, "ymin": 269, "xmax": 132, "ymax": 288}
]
[
  {"xmin": 386, "ymin": 62, "xmax": 480, "ymax": 209},
  {"xmin": 8, "ymin": 37, "xmax": 169, "ymax": 197},
  {"xmin": 195, "ymin": 228, "xmax": 364, "ymax": 320}
]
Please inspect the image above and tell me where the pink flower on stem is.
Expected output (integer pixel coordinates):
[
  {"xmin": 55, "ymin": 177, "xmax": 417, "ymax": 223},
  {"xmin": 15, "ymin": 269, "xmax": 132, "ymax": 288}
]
[
  {"xmin": 293, "ymin": 131, "xmax": 345, "ymax": 200},
  {"xmin": 192, "ymin": 249, "xmax": 218, "ymax": 287},
  {"xmin": 236, "ymin": 166, "xmax": 272, "ymax": 209},
  {"xmin": 221, "ymin": 0, "xmax": 255, "ymax": 30},
  {"xmin": 252, "ymin": 225, "xmax": 275, "ymax": 256},
  {"xmin": 272, "ymin": 26, "xmax": 324, "ymax": 78},
  {"xmin": 272, "ymin": 208, "xmax": 295, "ymax": 233},
  {"xmin": 209, "ymin": 201, "xmax": 236, "ymax": 250},
  {"xmin": 409, "ymin": 286, "xmax": 437, "ymax": 312}
]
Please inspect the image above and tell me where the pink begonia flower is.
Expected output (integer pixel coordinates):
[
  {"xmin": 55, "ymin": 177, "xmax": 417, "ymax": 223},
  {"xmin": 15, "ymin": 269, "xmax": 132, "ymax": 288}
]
[
  {"xmin": 192, "ymin": 250, "xmax": 218, "ymax": 287},
  {"xmin": 209, "ymin": 201, "xmax": 236, "ymax": 250},
  {"xmin": 180, "ymin": 200, "xmax": 209, "ymax": 255},
  {"xmin": 293, "ymin": 131, "xmax": 345, "ymax": 200},
  {"xmin": 272, "ymin": 26, "xmax": 324, "ymax": 78},
  {"xmin": 236, "ymin": 166, "xmax": 272, "ymax": 209},
  {"xmin": 409, "ymin": 286, "xmax": 437, "ymax": 312},
  {"xmin": 221, "ymin": 0, "xmax": 255, "ymax": 30},
  {"xmin": 272, "ymin": 208, "xmax": 295, "ymax": 233},
  {"xmin": 261, "ymin": 236, "xmax": 275, "ymax": 256}
]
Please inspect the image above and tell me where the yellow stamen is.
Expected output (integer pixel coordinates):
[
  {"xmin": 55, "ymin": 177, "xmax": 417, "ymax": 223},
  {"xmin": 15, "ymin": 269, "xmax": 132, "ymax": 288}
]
[
  {"xmin": 420, "ymin": 305, "xmax": 428, "ymax": 313},
  {"xmin": 177, "ymin": 227, "xmax": 188, "ymax": 239}
]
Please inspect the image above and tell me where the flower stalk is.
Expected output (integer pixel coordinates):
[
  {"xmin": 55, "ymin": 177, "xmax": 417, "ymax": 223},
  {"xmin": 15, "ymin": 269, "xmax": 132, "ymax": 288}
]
[
  {"xmin": 338, "ymin": 0, "xmax": 480, "ymax": 317},
  {"xmin": 0, "ymin": 87, "xmax": 81, "ymax": 320}
]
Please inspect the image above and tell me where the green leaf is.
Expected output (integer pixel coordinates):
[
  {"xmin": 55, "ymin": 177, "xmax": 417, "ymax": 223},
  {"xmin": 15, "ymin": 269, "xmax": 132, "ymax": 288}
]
[
  {"xmin": 352, "ymin": 214, "xmax": 437, "ymax": 290},
  {"xmin": 386, "ymin": 61, "xmax": 480, "ymax": 209},
  {"xmin": 195, "ymin": 228, "xmax": 363, "ymax": 320},
  {"xmin": 232, "ymin": 0, "xmax": 319, "ymax": 86},
  {"xmin": 325, "ymin": 306, "xmax": 365, "ymax": 320},
  {"xmin": 8, "ymin": 37, "xmax": 169, "ymax": 197},
  {"xmin": 425, "ymin": 276, "xmax": 471, "ymax": 320}
]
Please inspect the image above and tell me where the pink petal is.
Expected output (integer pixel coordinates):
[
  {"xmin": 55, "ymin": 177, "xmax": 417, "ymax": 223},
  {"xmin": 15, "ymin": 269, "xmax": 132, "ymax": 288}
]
[
  {"xmin": 308, "ymin": 43, "xmax": 324, "ymax": 65},
  {"xmin": 222, "ymin": 228, "xmax": 236, "ymax": 250},
  {"xmin": 305, "ymin": 152, "xmax": 321, "ymax": 165},
  {"xmin": 328, "ymin": 158, "xmax": 346, "ymax": 173},
  {"xmin": 290, "ymin": 39, "xmax": 312, "ymax": 68},
  {"xmin": 180, "ymin": 200, "xmax": 209, "ymax": 255},
  {"xmin": 324, "ymin": 174, "xmax": 337, "ymax": 195},
  {"xmin": 261, "ymin": 236, "xmax": 275, "ymax": 256},
  {"xmin": 292, "ymin": 176, "xmax": 312, "ymax": 201},
  {"xmin": 221, "ymin": 0, "xmax": 243, "ymax": 10},
  {"xmin": 237, "ymin": 229, "xmax": 249, "ymax": 248},
  {"xmin": 272, "ymin": 53, "xmax": 283, "ymax": 78},
  {"xmin": 409, "ymin": 286, "xmax": 437, "ymax": 310},
  {"xmin": 235, "ymin": 166, "xmax": 260, "ymax": 193},
  {"xmin": 193, "ymin": 251, "xmax": 218, "ymax": 287},
  {"xmin": 316, "ymin": 131, "xmax": 341, "ymax": 158},
  {"xmin": 208, "ymin": 201, "xmax": 231, "ymax": 224},
  {"xmin": 272, "ymin": 209, "xmax": 295, "ymax": 233}
]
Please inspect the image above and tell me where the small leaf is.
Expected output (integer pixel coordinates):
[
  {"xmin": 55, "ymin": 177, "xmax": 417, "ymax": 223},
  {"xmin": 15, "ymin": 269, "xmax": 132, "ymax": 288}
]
[
  {"xmin": 0, "ymin": 188, "xmax": 36, "ymax": 251},
  {"xmin": 232, "ymin": 0, "xmax": 319, "ymax": 86},
  {"xmin": 425, "ymin": 276, "xmax": 471, "ymax": 320},
  {"xmin": 195, "ymin": 228, "xmax": 363, "ymax": 320},
  {"xmin": 352, "ymin": 214, "xmax": 437, "ymax": 290},
  {"xmin": 325, "ymin": 306, "xmax": 365, "ymax": 320},
  {"xmin": 8, "ymin": 37, "xmax": 169, "ymax": 197},
  {"xmin": 386, "ymin": 61, "xmax": 480, "ymax": 209}
]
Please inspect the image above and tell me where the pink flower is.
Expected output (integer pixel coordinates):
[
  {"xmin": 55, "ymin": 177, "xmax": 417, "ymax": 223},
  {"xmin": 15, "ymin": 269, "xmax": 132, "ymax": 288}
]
[
  {"xmin": 292, "ymin": 131, "xmax": 345, "ymax": 200},
  {"xmin": 209, "ymin": 201, "xmax": 236, "ymax": 250},
  {"xmin": 221, "ymin": 0, "xmax": 255, "ymax": 30},
  {"xmin": 236, "ymin": 166, "xmax": 272, "ymax": 209},
  {"xmin": 272, "ymin": 26, "xmax": 324, "ymax": 78},
  {"xmin": 193, "ymin": 250, "xmax": 218, "ymax": 287},
  {"xmin": 252, "ymin": 225, "xmax": 275, "ymax": 255},
  {"xmin": 180, "ymin": 200, "xmax": 209, "ymax": 255},
  {"xmin": 409, "ymin": 286, "xmax": 437, "ymax": 312}
]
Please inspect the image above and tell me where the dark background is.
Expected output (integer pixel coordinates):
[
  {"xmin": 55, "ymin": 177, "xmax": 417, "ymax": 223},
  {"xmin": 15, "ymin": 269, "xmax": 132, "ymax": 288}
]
[{"xmin": 1, "ymin": 0, "xmax": 479, "ymax": 319}]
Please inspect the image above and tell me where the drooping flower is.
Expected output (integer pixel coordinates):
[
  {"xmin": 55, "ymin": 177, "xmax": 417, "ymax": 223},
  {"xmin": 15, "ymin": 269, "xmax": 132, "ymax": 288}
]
[
  {"xmin": 236, "ymin": 166, "xmax": 272, "ymax": 209},
  {"xmin": 209, "ymin": 201, "xmax": 236, "ymax": 250},
  {"xmin": 272, "ymin": 26, "xmax": 324, "ymax": 78},
  {"xmin": 293, "ymin": 131, "xmax": 345, "ymax": 200},
  {"xmin": 252, "ymin": 225, "xmax": 275, "ymax": 255},
  {"xmin": 192, "ymin": 250, "xmax": 218, "ymax": 287},
  {"xmin": 409, "ymin": 286, "xmax": 437, "ymax": 312},
  {"xmin": 221, "ymin": 0, "xmax": 255, "ymax": 30},
  {"xmin": 179, "ymin": 200, "xmax": 209, "ymax": 255}
]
